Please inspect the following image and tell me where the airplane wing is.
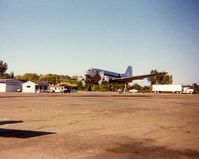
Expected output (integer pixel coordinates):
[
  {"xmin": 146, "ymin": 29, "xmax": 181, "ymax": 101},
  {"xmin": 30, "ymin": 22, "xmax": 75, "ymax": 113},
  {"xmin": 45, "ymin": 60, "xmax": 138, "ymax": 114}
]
[{"xmin": 110, "ymin": 72, "xmax": 166, "ymax": 83}]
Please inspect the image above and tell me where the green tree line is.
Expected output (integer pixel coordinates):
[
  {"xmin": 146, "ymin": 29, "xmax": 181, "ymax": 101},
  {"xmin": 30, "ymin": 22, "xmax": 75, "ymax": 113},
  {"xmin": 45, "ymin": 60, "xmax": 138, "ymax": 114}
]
[
  {"xmin": 15, "ymin": 73, "xmax": 75, "ymax": 85},
  {"xmin": 1, "ymin": 60, "xmax": 199, "ymax": 93}
]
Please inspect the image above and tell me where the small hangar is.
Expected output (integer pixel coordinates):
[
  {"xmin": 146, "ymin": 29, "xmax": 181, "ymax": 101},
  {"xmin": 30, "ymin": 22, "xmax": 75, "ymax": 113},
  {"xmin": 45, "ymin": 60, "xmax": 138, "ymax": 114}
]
[{"xmin": 0, "ymin": 79, "xmax": 22, "ymax": 92}]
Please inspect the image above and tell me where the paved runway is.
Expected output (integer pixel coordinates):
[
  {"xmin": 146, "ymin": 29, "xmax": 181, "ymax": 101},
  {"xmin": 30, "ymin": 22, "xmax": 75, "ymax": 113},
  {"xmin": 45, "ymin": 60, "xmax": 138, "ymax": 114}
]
[{"xmin": 0, "ymin": 92, "xmax": 199, "ymax": 159}]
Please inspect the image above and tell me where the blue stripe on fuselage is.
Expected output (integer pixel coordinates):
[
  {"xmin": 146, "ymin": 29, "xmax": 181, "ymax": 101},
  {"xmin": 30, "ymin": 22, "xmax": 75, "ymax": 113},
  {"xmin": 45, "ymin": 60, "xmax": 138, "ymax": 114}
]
[{"xmin": 89, "ymin": 68, "xmax": 125, "ymax": 78}]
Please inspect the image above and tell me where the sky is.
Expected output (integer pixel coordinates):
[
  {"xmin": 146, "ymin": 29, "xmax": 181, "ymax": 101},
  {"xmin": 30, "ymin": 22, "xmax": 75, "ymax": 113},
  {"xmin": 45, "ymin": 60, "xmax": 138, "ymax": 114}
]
[{"xmin": 0, "ymin": 0, "xmax": 199, "ymax": 85}]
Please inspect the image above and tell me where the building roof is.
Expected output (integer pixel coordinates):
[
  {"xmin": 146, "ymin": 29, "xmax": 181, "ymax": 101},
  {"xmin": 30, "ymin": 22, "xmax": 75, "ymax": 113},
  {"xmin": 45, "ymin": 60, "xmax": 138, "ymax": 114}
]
[{"xmin": 0, "ymin": 79, "xmax": 22, "ymax": 84}]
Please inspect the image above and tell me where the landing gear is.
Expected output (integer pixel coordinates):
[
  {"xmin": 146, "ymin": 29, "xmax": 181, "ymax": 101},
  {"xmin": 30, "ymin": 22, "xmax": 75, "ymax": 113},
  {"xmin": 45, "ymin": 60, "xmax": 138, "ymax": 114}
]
[
  {"xmin": 88, "ymin": 85, "xmax": 92, "ymax": 91},
  {"xmin": 118, "ymin": 83, "xmax": 127, "ymax": 94},
  {"xmin": 109, "ymin": 85, "xmax": 113, "ymax": 91},
  {"xmin": 124, "ymin": 83, "xmax": 127, "ymax": 93}
]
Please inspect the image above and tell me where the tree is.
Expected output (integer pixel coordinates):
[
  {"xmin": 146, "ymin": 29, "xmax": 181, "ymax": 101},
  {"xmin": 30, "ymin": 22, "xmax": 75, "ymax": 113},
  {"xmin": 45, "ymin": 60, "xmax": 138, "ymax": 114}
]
[
  {"xmin": 23, "ymin": 73, "xmax": 39, "ymax": 81},
  {"xmin": 40, "ymin": 74, "xmax": 59, "ymax": 85},
  {"xmin": 0, "ymin": 60, "xmax": 8, "ymax": 78},
  {"xmin": 131, "ymin": 83, "xmax": 142, "ymax": 90},
  {"xmin": 10, "ymin": 72, "xmax": 14, "ymax": 79},
  {"xmin": 147, "ymin": 70, "xmax": 172, "ymax": 85},
  {"xmin": 15, "ymin": 73, "xmax": 39, "ymax": 81},
  {"xmin": 141, "ymin": 86, "xmax": 151, "ymax": 93},
  {"xmin": 192, "ymin": 83, "xmax": 199, "ymax": 94}
]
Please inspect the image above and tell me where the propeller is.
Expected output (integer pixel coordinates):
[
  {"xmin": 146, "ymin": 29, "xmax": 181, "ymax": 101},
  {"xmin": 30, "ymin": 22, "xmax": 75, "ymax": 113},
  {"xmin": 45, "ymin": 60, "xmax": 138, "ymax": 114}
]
[
  {"xmin": 103, "ymin": 75, "xmax": 109, "ymax": 83},
  {"xmin": 98, "ymin": 71, "xmax": 104, "ymax": 85},
  {"xmin": 98, "ymin": 71, "xmax": 109, "ymax": 85},
  {"xmin": 77, "ymin": 75, "xmax": 86, "ymax": 86}
]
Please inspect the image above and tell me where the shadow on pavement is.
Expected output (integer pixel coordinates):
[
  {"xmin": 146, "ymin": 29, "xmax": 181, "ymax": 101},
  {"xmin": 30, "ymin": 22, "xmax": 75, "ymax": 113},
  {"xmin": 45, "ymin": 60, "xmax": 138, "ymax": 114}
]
[
  {"xmin": 0, "ymin": 120, "xmax": 23, "ymax": 125},
  {"xmin": 0, "ymin": 128, "xmax": 55, "ymax": 138}
]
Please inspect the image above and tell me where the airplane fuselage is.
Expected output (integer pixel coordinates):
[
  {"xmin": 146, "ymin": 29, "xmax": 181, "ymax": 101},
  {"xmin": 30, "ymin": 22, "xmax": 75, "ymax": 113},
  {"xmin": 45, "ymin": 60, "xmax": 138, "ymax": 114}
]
[{"xmin": 84, "ymin": 68, "xmax": 128, "ymax": 84}]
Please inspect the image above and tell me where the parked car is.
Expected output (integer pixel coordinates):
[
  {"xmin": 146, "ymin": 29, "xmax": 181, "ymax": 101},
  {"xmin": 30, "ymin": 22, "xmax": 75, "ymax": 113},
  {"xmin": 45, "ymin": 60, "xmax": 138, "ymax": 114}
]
[
  {"xmin": 129, "ymin": 89, "xmax": 138, "ymax": 93},
  {"xmin": 45, "ymin": 89, "xmax": 55, "ymax": 93},
  {"xmin": 61, "ymin": 87, "xmax": 71, "ymax": 93},
  {"xmin": 17, "ymin": 88, "xmax": 22, "ymax": 92}
]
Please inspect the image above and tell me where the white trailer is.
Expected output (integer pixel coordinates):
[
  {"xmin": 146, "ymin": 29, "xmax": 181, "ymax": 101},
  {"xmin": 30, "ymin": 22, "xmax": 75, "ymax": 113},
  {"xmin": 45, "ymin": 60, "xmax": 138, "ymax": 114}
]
[{"xmin": 152, "ymin": 85, "xmax": 182, "ymax": 93}]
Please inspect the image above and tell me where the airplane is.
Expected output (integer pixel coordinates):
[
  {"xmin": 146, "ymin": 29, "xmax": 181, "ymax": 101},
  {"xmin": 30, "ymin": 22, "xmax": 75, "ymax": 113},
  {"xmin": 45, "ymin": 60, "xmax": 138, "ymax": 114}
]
[{"xmin": 78, "ymin": 66, "xmax": 166, "ymax": 90}]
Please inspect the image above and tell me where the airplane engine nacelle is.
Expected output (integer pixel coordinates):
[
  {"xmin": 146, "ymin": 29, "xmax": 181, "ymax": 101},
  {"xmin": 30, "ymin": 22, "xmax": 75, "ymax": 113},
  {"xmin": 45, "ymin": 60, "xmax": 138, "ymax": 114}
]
[
  {"xmin": 103, "ymin": 76, "xmax": 109, "ymax": 83},
  {"xmin": 77, "ymin": 76, "xmax": 86, "ymax": 86}
]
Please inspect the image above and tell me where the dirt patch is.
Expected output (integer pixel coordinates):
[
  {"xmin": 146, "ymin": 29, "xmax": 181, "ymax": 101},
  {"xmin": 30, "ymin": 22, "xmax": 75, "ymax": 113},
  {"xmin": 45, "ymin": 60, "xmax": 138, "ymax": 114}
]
[{"xmin": 106, "ymin": 141, "xmax": 199, "ymax": 159}]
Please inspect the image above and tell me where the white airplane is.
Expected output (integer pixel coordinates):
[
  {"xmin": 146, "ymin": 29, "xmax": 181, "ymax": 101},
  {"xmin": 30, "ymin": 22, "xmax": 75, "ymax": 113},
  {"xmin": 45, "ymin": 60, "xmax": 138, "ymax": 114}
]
[{"xmin": 78, "ymin": 66, "xmax": 166, "ymax": 86}]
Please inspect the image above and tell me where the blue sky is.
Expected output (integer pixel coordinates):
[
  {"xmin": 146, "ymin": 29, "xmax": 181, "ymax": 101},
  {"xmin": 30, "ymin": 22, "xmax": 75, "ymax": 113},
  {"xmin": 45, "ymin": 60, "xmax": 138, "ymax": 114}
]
[{"xmin": 0, "ymin": 0, "xmax": 199, "ymax": 85}]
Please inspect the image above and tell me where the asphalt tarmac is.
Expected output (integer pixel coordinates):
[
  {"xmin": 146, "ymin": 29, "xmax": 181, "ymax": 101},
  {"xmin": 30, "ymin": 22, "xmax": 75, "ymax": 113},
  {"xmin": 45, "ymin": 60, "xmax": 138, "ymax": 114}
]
[{"xmin": 0, "ymin": 92, "xmax": 199, "ymax": 159}]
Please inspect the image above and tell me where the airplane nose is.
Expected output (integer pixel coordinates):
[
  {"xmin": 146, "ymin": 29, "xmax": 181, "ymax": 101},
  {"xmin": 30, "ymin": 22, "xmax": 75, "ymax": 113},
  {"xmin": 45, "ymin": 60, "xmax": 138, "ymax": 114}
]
[
  {"xmin": 85, "ymin": 70, "xmax": 94, "ymax": 77},
  {"xmin": 84, "ymin": 71, "xmax": 91, "ymax": 77},
  {"xmin": 84, "ymin": 71, "xmax": 89, "ymax": 76}
]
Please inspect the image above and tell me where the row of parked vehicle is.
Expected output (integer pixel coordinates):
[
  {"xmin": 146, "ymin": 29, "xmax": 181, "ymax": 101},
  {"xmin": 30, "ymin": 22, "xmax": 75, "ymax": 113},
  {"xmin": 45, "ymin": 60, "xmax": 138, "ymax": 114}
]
[{"xmin": 46, "ymin": 86, "xmax": 72, "ymax": 93}]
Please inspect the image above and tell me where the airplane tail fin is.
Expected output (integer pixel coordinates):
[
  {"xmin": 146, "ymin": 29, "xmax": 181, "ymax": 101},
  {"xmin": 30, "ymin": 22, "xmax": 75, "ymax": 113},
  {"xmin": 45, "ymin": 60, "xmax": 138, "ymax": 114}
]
[{"xmin": 124, "ymin": 66, "xmax": 133, "ymax": 77}]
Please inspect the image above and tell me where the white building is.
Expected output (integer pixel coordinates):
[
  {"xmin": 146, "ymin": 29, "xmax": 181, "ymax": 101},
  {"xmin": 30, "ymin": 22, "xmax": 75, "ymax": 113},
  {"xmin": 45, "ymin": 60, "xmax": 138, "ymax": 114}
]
[
  {"xmin": 22, "ymin": 80, "xmax": 48, "ymax": 93},
  {"xmin": 0, "ymin": 79, "xmax": 22, "ymax": 92}
]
